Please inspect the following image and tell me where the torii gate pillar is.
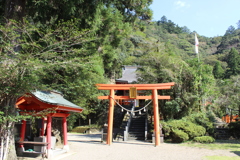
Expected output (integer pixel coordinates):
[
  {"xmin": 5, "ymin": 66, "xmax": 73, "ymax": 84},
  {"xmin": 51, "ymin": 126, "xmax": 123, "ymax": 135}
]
[
  {"xmin": 153, "ymin": 89, "xmax": 160, "ymax": 146},
  {"xmin": 96, "ymin": 82, "xmax": 175, "ymax": 147},
  {"xmin": 107, "ymin": 89, "xmax": 115, "ymax": 145}
]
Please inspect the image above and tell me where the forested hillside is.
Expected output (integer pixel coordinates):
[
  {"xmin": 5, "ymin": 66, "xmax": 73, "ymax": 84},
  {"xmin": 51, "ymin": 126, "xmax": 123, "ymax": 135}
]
[
  {"xmin": 121, "ymin": 15, "xmax": 239, "ymax": 120},
  {"xmin": 0, "ymin": 0, "xmax": 239, "ymax": 159}
]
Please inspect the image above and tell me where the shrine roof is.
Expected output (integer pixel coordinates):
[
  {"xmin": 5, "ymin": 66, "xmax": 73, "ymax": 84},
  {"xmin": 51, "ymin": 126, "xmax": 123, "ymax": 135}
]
[
  {"xmin": 16, "ymin": 90, "xmax": 83, "ymax": 113},
  {"xmin": 32, "ymin": 90, "xmax": 82, "ymax": 110},
  {"xmin": 116, "ymin": 66, "xmax": 138, "ymax": 83}
]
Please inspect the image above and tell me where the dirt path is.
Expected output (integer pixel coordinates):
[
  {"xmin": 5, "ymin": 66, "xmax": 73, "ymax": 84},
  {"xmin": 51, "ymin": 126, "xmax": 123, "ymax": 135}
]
[{"xmin": 55, "ymin": 133, "xmax": 239, "ymax": 160}]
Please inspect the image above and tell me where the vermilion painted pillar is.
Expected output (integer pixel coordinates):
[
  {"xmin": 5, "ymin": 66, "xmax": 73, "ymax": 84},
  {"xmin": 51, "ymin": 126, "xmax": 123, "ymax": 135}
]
[
  {"xmin": 62, "ymin": 116, "xmax": 70, "ymax": 151},
  {"xmin": 63, "ymin": 117, "xmax": 68, "ymax": 145},
  {"xmin": 107, "ymin": 89, "xmax": 114, "ymax": 145},
  {"xmin": 47, "ymin": 116, "xmax": 52, "ymax": 158},
  {"xmin": 19, "ymin": 120, "xmax": 26, "ymax": 148},
  {"xmin": 40, "ymin": 118, "xmax": 45, "ymax": 136},
  {"xmin": 153, "ymin": 89, "xmax": 160, "ymax": 146}
]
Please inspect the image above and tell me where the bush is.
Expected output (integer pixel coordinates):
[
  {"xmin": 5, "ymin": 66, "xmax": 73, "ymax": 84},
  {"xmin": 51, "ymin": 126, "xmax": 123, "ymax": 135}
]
[
  {"xmin": 161, "ymin": 119, "xmax": 206, "ymax": 143},
  {"xmin": 193, "ymin": 136, "xmax": 215, "ymax": 143},
  {"xmin": 184, "ymin": 124, "xmax": 206, "ymax": 139},
  {"xmin": 71, "ymin": 126, "xmax": 90, "ymax": 133},
  {"xmin": 182, "ymin": 112, "xmax": 214, "ymax": 135},
  {"xmin": 172, "ymin": 129, "xmax": 189, "ymax": 143}
]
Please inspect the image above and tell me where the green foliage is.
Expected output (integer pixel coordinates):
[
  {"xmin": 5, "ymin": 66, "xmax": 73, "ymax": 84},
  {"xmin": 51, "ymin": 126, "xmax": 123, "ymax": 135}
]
[
  {"xmin": 71, "ymin": 126, "xmax": 91, "ymax": 133},
  {"xmin": 225, "ymin": 47, "xmax": 240, "ymax": 78},
  {"xmin": 182, "ymin": 112, "xmax": 215, "ymax": 135},
  {"xmin": 228, "ymin": 121, "xmax": 240, "ymax": 138},
  {"xmin": 205, "ymin": 156, "xmax": 240, "ymax": 160},
  {"xmin": 157, "ymin": 16, "xmax": 183, "ymax": 34},
  {"xmin": 213, "ymin": 61, "xmax": 225, "ymax": 79},
  {"xmin": 164, "ymin": 100, "xmax": 180, "ymax": 119},
  {"xmin": 71, "ymin": 125, "xmax": 101, "ymax": 133},
  {"xmin": 184, "ymin": 124, "xmax": 206, "ymax": 139},
  {"xmin": 161, "ymin": 119, "xmax": 206, "ymax": 143},
  {"xmin": 193, "ymin": 136, "xmax": 215, "ymax": 143},
  {"xmin": 214, "ymin": 75, "xmax": 240, "ymax": 115},
  {"xmin": 171, "ymin": 129, "xmax": 189, "ymax": 143}
]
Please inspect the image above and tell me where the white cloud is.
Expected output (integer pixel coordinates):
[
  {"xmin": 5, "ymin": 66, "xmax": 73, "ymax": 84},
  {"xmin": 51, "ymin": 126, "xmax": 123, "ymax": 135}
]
[{"xmin": 174, "ymin": 1, "xmax": 190, "ymax": 9}]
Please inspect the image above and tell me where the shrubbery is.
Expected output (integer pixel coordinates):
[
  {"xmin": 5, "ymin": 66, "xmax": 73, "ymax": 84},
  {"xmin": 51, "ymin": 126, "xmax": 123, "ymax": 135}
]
[
  {"xmin": 161, "ymin": 112, "xmax": 216, "ymax": 143},
  {"xmin": 193, "ymin": 136, "xmax": 215, "ymax": 143},
  {"xmin": 161, "ymin": 120, "xmax": 206, "ymax": 143},
  {"xmin": 182, "ymin": 112, "xmax": 215, "ymax": 135},
  {"xmin": 171, "ymin": 129, "xmax": 189, "ymax": 143},
  {"xmin": 71, "ymin": 126, "xmax": 90, "ymax": 133},
  {"xmin": 228, "ymin": 121, "xmax": 240, "ymax": 138}
]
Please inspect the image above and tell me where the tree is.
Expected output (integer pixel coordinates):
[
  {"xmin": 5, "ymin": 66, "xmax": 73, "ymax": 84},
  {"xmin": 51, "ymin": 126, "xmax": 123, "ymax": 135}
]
[
  {"xmin": 0, "ymin": 19, "xmax": 106, "ymax": 160},
  {"xmin": 225, "ymin": 25, "xmax": 236, "ymax": 36},
  {"xmin": 237, "ymin": 20, "xmax": 240, "ymax": 29},
  {"xmin": 0, "ymin": 1, "xmax": 154, "ymax": 159},
  {"xmin": 225, "ymin": 47, "xmax": 240, "ymax": 78},
  {"xmin": 213, "ymin": 61, "xmax": 224, "ymax": 79},
  {"xmin": 182, "ymin": 26, "xmax": 191, "ymax": 33},
  {"xmin": 214, "ymin": 75, "xmax": 240, "ymax": 116}
]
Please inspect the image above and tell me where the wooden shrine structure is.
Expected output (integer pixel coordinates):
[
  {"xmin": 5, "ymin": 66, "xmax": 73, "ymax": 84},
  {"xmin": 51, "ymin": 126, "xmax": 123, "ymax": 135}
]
[
  {"xmin": 16, "ymin": 90, "xmax": 83, "ymax": 158},
  {"xmin": 96, "ymin": 82, "xmax": 175, "ymax": 146}
]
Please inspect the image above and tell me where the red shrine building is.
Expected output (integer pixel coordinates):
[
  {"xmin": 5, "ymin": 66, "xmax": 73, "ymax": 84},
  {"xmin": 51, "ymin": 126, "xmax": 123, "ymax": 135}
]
[{"xmin": 16, "ymin": 90, "xmax": 83, "ymax": 158}]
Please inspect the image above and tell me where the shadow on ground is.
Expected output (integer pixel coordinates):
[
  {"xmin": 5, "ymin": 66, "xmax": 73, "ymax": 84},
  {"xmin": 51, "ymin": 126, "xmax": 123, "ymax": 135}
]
[{"xmin": 231, "ymin": 151, "xmax": 240, "ymax": 156}]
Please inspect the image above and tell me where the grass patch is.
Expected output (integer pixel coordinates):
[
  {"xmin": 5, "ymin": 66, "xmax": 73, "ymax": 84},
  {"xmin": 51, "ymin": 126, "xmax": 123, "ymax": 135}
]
[
  {"xmin": 181, "ymin": 140, "xmax": 240, "ymax": 151},
  {"xmin": 204, "ymin": 156, "xmax": 240, "ymax": 160},
  {"xmin": 70, "ymin": 125, "xmax": 102, "ymax": 133}
]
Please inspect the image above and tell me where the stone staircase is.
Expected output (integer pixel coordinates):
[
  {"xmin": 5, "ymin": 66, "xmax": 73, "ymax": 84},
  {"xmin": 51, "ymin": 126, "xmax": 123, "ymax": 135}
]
[
  {"xmin": 214, "ymin": 128, "xmax": 231, "ymax": 139},
  {"xmin": 213, "ymin": 115, "xmax": 231, "ymax": 140},
  {"xmin": 113, "ymin": 105, "xmax": 133, "ymax": 140},
  {"xmin": 128, "ymin": 108, "xmax": 147, "ymax": 141}
]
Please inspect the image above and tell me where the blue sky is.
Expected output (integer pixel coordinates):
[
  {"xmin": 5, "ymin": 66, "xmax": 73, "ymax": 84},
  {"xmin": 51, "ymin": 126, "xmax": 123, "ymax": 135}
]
[{"xmin": 150, "ymin": 0, "xmax": 240, "ymax": 37}]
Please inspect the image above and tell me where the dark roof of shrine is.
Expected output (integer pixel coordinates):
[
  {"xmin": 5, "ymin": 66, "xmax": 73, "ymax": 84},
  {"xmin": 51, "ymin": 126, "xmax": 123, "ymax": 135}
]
[
  {"xmin": 16, "ymin": 90, "xmax": 83, "ymax": 113},
  {"xmin": 116, "ymin": 66, "xmax": 138, "ymax": 83},
  {"xmin": 32, "ymin": 90, "xmax": 82, "ymax": 110}
]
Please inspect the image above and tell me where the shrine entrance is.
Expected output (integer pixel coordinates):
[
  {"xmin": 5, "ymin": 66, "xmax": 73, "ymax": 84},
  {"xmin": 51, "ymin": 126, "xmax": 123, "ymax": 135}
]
[{"xmin": 96, "ymin": 82, "xmax": 175, "ymax": 146}]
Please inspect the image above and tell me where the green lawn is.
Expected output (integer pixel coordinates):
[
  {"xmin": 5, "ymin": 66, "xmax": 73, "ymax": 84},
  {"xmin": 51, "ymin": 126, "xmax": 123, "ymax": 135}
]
[
  {"xmin": 181, "ymin": 140, "xmax": 240, "ymax": 151},
  {"xmin": 181, "ymin": 140, "xmax": 240, "ymax": 160},
  {"xmin": 204, "ymin": 156, "xmax": 240, "ymax": 160}
]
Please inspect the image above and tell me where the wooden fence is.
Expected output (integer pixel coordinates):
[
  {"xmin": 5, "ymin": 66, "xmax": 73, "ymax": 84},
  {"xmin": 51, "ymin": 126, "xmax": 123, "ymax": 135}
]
[{"xmin": 222, "ymin": 114, "xmax": 239, "ymax": 123}]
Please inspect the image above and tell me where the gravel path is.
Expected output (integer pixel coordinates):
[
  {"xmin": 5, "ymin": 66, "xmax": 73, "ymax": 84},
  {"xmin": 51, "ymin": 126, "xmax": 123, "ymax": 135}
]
[{"xmin": 55, "ymin": 133, "xmax": 239, "ymax": 160}]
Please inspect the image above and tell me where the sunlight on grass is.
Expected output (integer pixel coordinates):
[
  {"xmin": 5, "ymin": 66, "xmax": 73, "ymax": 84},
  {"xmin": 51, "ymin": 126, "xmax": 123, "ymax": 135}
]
[
  {"xmin": 204, "ymin": 156, "xmax": 240, "ymax": 160},
  {"xmin": 181, "ymin": 140, "xmax": 240, "ymax": 151}
]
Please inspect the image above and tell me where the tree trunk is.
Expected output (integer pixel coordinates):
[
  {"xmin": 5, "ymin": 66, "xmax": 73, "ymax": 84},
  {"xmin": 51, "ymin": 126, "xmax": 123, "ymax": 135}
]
[
  {"xmin": 2, "ymin": 1, "xmax": 26, "ymax": 159},
  {"xmin": 5, "ymin": 0, "xmax": 26, "ymax": 22},
  {"xmin": 0, "ymin": 98, "xmax": 18, "ymax": 160}
]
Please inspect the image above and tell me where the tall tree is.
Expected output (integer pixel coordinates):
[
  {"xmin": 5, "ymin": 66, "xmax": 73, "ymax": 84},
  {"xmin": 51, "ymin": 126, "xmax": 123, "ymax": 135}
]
[
  {"xmin": 213, "ymin": 61, "xmax": 224, "ymax": 79},
  {"xmin": 237, "ymin": 20, "xmax": 240, "ymax": 29},
  {"xmin": 225, "ymin": 47, "xmax": 240, "ymax": 78},
  {"xmin": 225, "ymin": 25, "xmax": 236, "ymax": 36},
  {"xmin": 0, "ymin": 1, "xmax": 153, "ymax": 159}
]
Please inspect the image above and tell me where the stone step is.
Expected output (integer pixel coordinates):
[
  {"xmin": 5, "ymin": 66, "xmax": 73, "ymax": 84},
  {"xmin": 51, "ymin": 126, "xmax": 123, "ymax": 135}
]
[{"xmin": 128, "ymin": 136, "xmax": 145, "ymax": 140}]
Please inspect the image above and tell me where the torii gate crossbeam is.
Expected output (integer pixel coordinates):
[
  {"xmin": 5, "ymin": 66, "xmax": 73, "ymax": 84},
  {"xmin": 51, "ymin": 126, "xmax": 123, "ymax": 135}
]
[{"xmin": 96, "ymin": 82, "xmax": 175, "ymax": 146}]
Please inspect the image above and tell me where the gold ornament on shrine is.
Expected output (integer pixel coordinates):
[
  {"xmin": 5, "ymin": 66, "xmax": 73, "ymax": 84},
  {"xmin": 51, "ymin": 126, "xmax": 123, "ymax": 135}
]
[{"xmin": 129, "ymin": 87, "xmax": 137, "ymax": 98}]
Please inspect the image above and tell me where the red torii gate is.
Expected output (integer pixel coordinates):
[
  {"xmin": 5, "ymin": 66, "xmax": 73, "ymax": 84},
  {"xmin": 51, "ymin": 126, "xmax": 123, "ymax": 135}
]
[{"xmin": 96, "ymin": 82, "xmax": 175, "ymax": 146}]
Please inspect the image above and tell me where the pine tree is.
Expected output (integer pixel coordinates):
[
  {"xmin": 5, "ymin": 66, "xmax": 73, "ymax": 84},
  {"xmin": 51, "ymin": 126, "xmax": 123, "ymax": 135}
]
[
  {"xmin": 225, "ymin": 47, "xmax": 240, "ymax": 78},
  {"xmin": 213, "ymin": 61, "xmax": 224, "ymax": 79}
]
